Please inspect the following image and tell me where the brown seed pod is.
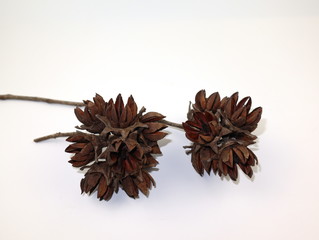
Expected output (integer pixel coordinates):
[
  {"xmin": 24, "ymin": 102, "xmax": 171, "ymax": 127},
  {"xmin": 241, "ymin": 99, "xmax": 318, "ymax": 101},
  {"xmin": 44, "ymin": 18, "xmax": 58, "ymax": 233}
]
[
  {"xmin": 66, "ymin": 94, "xmax": 167, "ymax": 201},
  {"xmin": 183, "ymin": 90, "xmax": 262, "ymax": 180}
]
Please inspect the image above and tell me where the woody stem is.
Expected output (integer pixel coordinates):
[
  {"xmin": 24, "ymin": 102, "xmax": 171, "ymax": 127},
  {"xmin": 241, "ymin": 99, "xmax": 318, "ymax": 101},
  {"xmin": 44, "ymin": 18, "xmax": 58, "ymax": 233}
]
[
  {"xmin": 34, "ymin": 132, "xmax": 78, "ymax": 142},
  {"xmin": 1, "ymin": 94, "xmax": 184, "ymax": 141},
  {"xmin": 159, "ymin": 120, "xmax": 183, "ymax": 129},
  {"xmin": 33, "ymin": 119, "xmax": 184, "ymax": 143},
  {"xmin": 0, "ymin": 94, "xmax": 85, "ymax": 106},
  {"xmin": 34, "ymin": 120, "xmax": 184, "ymax": 142},
  {"xmin": 33, "ymin": 120, "xmax": 184, "ymax": 143}
]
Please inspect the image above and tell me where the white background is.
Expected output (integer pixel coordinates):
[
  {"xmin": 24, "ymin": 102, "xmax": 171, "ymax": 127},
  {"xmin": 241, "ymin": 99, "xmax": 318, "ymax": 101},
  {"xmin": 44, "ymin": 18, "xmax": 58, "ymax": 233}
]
[{"xmin": 1, "ymin": 1, "xmax": 319, "ymax": 239}]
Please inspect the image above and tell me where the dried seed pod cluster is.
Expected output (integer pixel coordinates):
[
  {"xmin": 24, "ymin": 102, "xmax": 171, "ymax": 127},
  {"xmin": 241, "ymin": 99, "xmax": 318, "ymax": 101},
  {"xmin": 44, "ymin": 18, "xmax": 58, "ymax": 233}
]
[
  {"xmin": 0, "ymin": 91, "xmax": 264, "ymax": 202},
  {"xmin": 65, "ymin": 94, "xmax": 167, "ymax": 201},
  {"xmin": 183, "ymin": 90, "xmax": 262, "ymax": 180}
]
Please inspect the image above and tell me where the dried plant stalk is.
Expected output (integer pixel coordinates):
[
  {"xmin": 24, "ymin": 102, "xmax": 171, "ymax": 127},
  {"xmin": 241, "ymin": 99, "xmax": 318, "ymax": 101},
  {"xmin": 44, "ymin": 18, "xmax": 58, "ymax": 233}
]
[
  {"xmin": 34, "ymin": 132, "xmax": 78, "ymax": 142},
  {"xmin": 0, "ymin": 94, "xmax": 85, "ymax": 106},
  {"xmin": 1, "ymin": 91, "xmax": 262, "ymax": 202}
]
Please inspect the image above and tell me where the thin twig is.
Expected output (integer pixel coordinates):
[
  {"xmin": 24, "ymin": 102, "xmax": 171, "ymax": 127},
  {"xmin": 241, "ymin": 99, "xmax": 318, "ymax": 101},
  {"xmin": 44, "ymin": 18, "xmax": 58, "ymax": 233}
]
[
  {"xmin": 34, "ymin": 132, "xmax": 77, "ymax": 142},
  {"xmin": 0, "ymin": 94, "xmax": 84, "ymax": 106},
  {"xmin": 1, "ymin": 94, "xmax": 184, "ymax": 134},
  {"xmin": 34, "ymin": 119, "xmax": 184, "ymax": 143},
  {"xmin": 159, "ymin": 119, "xmax": 183, "ymax": 129}
]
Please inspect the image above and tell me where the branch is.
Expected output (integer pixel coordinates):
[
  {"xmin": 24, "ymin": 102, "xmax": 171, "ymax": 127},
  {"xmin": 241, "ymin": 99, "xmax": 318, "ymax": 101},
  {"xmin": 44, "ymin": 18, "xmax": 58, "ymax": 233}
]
[
  {"xmin": 159, "ymin": 119, "xmax": 183, "ymax": 129},
  {"xmin": 34, "ymin": 132, "xmax": 77, "ymax": 142},
  {"xmin": 33, "ymin": 120, "xmax": 184, "ymax": 143},
  {"xmin": 0, "ymin": 94, "xmax": 84, "ymax": 107},
  {"xmin": 1, "ymin": 94, "xmax": 185, "ymax": 134}
]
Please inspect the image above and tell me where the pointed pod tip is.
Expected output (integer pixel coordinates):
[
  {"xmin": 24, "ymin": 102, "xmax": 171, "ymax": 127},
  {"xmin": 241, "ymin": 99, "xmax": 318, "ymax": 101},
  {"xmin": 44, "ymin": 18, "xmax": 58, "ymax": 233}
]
[
  {"xmin": 108, "ymin": 98, "xmax": 114, "ymax": 104},
  {"xmin": 231, "ymin": 91, "xmax": 239, "ymax": 98},
  {"xmin": 195, "ymin": 89, "xmax": 206, "ymax": 97},
  {"xmin": 74, "ymin": 106, "xmax": 82, "ymax": 112},
  {"xmin": 65, "ymin": 136, "xmax": 73, "ymax": 142},
  {"xmin": 257, "ymin": 106, "xmax": 263, "ymax": 113}
]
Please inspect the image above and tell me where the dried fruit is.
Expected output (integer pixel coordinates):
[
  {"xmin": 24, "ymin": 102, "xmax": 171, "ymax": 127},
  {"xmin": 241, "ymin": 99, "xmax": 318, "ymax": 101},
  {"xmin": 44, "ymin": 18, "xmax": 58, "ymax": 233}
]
[
  {"xmin": 65, "ymin": 134, "xmax": 105, "ymax": 168},
  {"xmin": 183, "ymin": 90, "xmax": 262, "ymax": 180},
  {"xmin": 1, "ymin": 91, "xmax": 264, "ymax": 202},
  {"xmin": 66, "ymin": 94, "xmax": 167, "ymax": 200}
]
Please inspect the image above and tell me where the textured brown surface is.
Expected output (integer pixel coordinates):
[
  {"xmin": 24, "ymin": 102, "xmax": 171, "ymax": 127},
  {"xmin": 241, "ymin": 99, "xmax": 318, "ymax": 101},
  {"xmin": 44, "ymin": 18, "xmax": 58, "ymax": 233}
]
[
  {"xmin": 183, "ymin": 90, "xmax": 262, "ymax": 180},
  {"xmin": 66, "ymin": 94, "xmax": 167, "ymax": 201}
]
